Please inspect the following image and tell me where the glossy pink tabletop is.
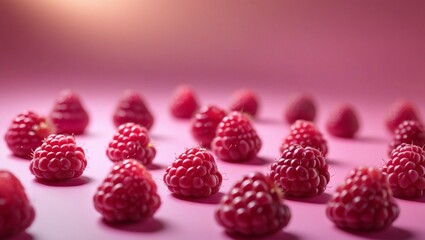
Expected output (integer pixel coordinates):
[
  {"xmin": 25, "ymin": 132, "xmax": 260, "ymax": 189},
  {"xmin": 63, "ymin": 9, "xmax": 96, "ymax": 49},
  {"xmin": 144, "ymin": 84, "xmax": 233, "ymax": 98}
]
[{"xmin": 0, "ymin": 84, "xmax": 424, "ymax": 240}]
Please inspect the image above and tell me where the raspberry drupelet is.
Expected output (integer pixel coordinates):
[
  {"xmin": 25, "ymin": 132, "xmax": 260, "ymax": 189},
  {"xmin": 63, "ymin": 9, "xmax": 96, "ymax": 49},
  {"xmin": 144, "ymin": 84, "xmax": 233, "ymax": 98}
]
[
  {"xmin": 326, "ymin": 166, "xmax": 399, "ymax": 231},
  {"xmin": 49, "ymin": 90, "xmax": 89, "ymax": 135},
  {"xmin": 113, "ymin": 90, "xmax": 154, "ymax": 130},
  {"xmin": 30, "ymin": 134, "xmax": 87, "ymax": 181},
  {"xmin": 271, "ymin": 144, "xmax": 330, "ymax": 197},
  {"xmin": 383, "ymin": 143, "xmax": 425, "ymax": 198},
  {"xmin": 388, "ymin": 120, "xmax": 425, "ymax": 155},
  {"xmin": 170, "ymin": 85, "xmax": 199, "ymax": 119},
  {"xmin": 326, "ymin": 103, "xmax": 360, "ymax": 138},
  {"xmin": 164, "ymin": 147, "xmax": 223, "ymax": 198},
  {"xmin": 229, "ymin": 89, "xmax": 259, "ymax": 118},
  {"xmin": 0, "ymin": 170, "xmax": 35, "ymax": 238},
  {"xmin": 385, "ymin": 99, "xmax": 422, "ymax": 134},
  {"xmin": 215, "ymin": 172, "xmax": 291, "ymax": 236},
  {"xmin": 190, "ymin": 105, "xmax": 227, "ymax": 148},
  {"xmin": 5, "ymin": 111, "xmax": 53, "ymax": 159},
  {"xmin": 211, "ymin": 111, "xmax": 262, "ymax": 162},
  {"xmin": 284, "ymin": 93, "xmax": 316, "ymax": 124},
  {"xmin": 106, "ymin": 123, "xmax": 156, "ymax": 166},
  {"xmin": 280, "ymin": 120, "xmax": 328, "ymax": 156},
  {"xmin": 93, "ymin": 159, "xmax": 161, "ymax": 223}
]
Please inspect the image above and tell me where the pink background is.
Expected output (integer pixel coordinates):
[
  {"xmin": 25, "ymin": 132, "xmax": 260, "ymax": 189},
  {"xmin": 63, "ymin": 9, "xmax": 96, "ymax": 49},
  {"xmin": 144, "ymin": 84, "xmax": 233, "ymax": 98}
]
[{"xmin": 0, "ymin": 1, "xmax": 424, "ymax": 240}]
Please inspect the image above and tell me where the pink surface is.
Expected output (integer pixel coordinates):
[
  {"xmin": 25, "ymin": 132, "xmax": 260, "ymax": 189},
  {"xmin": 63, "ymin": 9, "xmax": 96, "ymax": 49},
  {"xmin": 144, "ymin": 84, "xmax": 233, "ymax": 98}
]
[
  {"xmin": 0, "ymin": 87, "xmax": 424, "ymax": 240},
  {"xmin": 1, "ymin": 1, "xmax": 425, "ymax": 239}
]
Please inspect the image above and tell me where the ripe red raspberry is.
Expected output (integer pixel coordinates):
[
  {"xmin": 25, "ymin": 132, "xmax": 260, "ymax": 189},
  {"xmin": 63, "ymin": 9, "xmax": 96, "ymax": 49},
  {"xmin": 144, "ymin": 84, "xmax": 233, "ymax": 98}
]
[
  {"xmin": 4, "ymin": 111, "xmax": 53, "ymax": 159},
  {"xmin": 29, "ymin": 134, "xmax": 87, "ymax": 181},
  {"xmin": 215, "ymin": 172, "xmax": 291, "ymax": 236},
  {"xmin": 326, "ymin": 166, "xmax": 399, "ymax": 231},
  {"xmin": 385, "ymin": 100, "xmax": 422, "ymax": 134},
  {"xmin": 383, "ymin": 143, "xmax": 425, "ymax": 198},
  {"xmin": 163, "ymin": 148, "xmax": 223, "ymax": 198},
  {"xmin": 388, "ymin": 120, "xmax": 425, "ymax": 155},
  {"xmin": 280, "ymin": 120, "xmax": 328, "ymax": 156},
  {"xmin": 106, "ymin": 123, "xmax": 156, "ymax": 165},
  {"xmin": 113, "ymin": 90, "xmax": 154, "ymax": 130},
  {"xmin": 229, "ymin": 89, "xmax": 259, "ymax": 118},
  {"xmin": 170, "ymin": 85, "xmax": 199, "ymax": 119},
  {"xmin": 270, "ymin": 144, "xmax": 330, "ymax": 197},
  {"xmin": 191, "ymin": 105, "xmax": 227, "ymax": 148},
  {"xmin": 211, "ymin": 112, "xmax": 262, "ymax": 162},
  {"xmin": 0, "ymin": 170, "xmax": 35, "ymax": 238},
  {"xmin": 326, "ymin": 103, "xmax": 360, "ymax": 138},
  {"xmin": 49, "ymin": 90, "xmax": 89, "ymax": 135},
  {"xmin": 284, "ymin": 93, "xmax": 316, "ymax": 124},
  {"xmin": 93, "ymin": 159, "xmax": 161, "ymax": 223}
]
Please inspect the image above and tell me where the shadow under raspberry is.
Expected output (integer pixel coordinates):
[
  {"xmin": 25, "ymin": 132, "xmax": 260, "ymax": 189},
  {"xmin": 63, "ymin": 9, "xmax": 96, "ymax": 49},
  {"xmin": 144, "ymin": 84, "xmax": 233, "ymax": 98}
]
[
  {"xmin": 342, "ymin": 226, "xmax": 415, "ymax": 240},
  {"xmin": 285, "ymin": 192, "xmax": 331, "ymax": 204},
  {"xmin": 5, "ymin": 232, "xmax": 34, "ymax": 240},
  {"xmin": 217, "ymin": 156, "xmax": 273, "ymax": 166},
  {"xmin": 246, "ymin": 156, "xmax": 274, "ymax": 166},
  {"xmin": 226, "ymin": 230, "xmax": 300, "ymax": 240},
  {"xmin": 146, "ymin": 163, "xmax": 167, "ymax": 171},
  {"xmin": 397, "ymin": 195, "xmax": 425, "ymax": 203},
  {"xmin": 74, "ymin": 131, "xmax": 102, "ymax": 138},
  {"xmin": 34, "ymin": 176, "xmax": 92, "ymax": 187},
  {"xmin": 101, "ymin": 217, "xmax": 165, "ymax": 233},
  {"xmin": 326, "ymin": 158, "xmax": 349, "ymax": 167},
  {"xmin": 351, "ymin": 135, "xmax": 388, "ymax": 144},
  {"xmin": 171, "ymin": 191, "xmax": 225, "ymax": 205},
  {"xmin": 150, "ymin": 134, "xmax": 174, "ymax": 142},
  {"xmin": 255, "ymin": 117, "xmax": 282, "ymax": 125}
]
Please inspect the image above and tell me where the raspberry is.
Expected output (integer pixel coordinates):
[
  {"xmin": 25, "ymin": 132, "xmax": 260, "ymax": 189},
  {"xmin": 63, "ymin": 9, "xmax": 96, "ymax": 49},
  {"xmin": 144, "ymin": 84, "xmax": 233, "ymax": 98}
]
[
  {"xmin": 388, "ymin": 120, "xmax": 425, "ymax": 155},
  {"xmin": 215, "ymin": 172, "xmax": 291, "ymax": 236},
  {"xmin": 386, "ymin": 100, "xmax": 422, "ymax": 133},
  {"xmin": 211, "ymin": 112, "xmax": 262, "ymax": 162},
  {"xmin": 270, "ymin": 144, "xmax": 330, "ymax": 197},
  {"xmin": 4, "ymin": 111, "xmax": 53, "ymax": 159},
  {"xmin": 326, "ymin": 166, "xmax": 399, "ymax": 231},
  {"xmin": 113, "ymin": 90, "xmax": 154, "ymax": 130},
  {"xmin": 170, "ymin": 85, "xmax": 199, "ymax": 119},
  {"xmin": 326, "ymin": 104, "xmax": 360, "ymax": 138},
  {"xmin": 29, "ymin": 134, "xmax": 87, "ymax": 181},
  {"xmin": 93, "ymin": 159, "xmax": 161, "ymax": 223},
  {"xmin": 229, "ymin": 89, "xmax": 259, "ymax": 118},
  {"xmin": 163, "ymin": 148, "xmax": 223, "ymax": 198},
  {"xmin": 190, "ymin": 105, "xmax": 227, "ymax": 148},
  {"xmin": 284, "ymin": 93, "xmax": 316, "ymax": 124},
  {"xmin": 106, "ymin": 123, "xmax": 156, "ymax": 165},
  {"xmin": 280, "ymin": 120, "xmax": 328, "ymax": 156},
  {"xmin": 383, "ymin": 143, "xmax": 425, "ymax": 198},
  {"xmin": 49, "ymin": 90, "xmax": 89, "ymax": 135},
  {"xmin": 0, "ymin": 170, "xmax": 35, "ymax": 238}
]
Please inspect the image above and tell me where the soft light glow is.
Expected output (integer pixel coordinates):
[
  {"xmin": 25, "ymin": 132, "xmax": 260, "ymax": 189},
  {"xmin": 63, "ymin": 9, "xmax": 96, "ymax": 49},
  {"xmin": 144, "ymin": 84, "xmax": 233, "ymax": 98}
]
[
  {"xmin": 7, "ymin": 0, "xmax": 161, "ymax": 62},
  {"xmin": 24, "ymin": 0, "xmax": 131, "ymax": 18}
]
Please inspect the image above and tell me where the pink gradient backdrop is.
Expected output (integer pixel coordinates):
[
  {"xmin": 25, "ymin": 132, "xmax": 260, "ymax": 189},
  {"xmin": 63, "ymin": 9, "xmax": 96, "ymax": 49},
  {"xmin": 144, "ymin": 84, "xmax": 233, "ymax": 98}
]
[
  {"xmin": 1, "ymin": 1, "xmax": 424, "ymax": 100},
  {"xmin": 0, "ymin": 1, "xmax": 425, "ymax": 240}
]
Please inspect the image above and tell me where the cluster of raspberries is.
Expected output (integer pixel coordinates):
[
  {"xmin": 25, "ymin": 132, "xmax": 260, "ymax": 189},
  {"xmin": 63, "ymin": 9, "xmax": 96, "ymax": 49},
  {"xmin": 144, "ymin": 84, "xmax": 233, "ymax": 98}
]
[{"xmin": 1, "ymin": 87, "xmax": 424, "ymax": 238}]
